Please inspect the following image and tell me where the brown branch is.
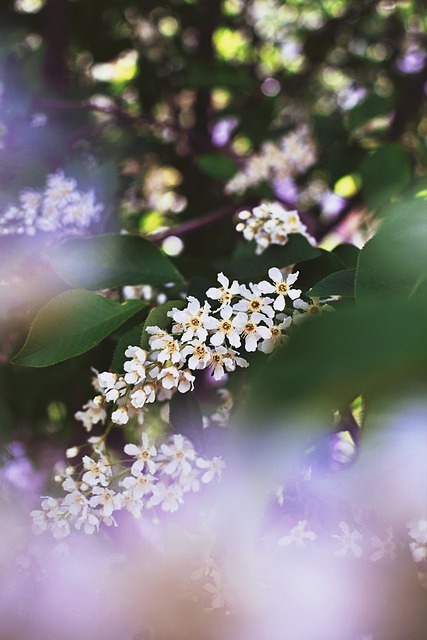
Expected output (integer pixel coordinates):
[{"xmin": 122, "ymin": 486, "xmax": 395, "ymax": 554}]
[{"xmin": 148, "ymin": 203, "xmax": 238, "ymax": 243}]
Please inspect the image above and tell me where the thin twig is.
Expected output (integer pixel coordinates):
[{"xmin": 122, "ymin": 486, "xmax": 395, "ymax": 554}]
[{"xmin": 148, "ymin": 203, "xmax": 238, "ymax": 242}]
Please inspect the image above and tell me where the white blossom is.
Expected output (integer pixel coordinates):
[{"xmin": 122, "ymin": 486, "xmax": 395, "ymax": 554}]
[
  {"xmin": 258, "ymin": 267, "xmax": 302, "ymax": 310},
  {"xmin": 75, "ymin": 397, "xmax": 107, "ymax": 431},
  {"xmin": 120, "ymin": 472, "xmax": 157, "ymax": 500},
  {"xmin": 75, "ymin": 512, "xmax": 100, "ymax": 535},
  {"xmin": 111, "ymin": 406, "xmax": 130, "ymax": 425},
  {"xmin": 150, "ymin": 483, "xmax": 184, "ymax": 512},
  {"xmin": 123, "ymin": 346, "xmax": 148, "ymax": 384},
  {"xmin": 124, "ymin": 433, "xmax": 157, "ymax": 474},
  {"xmin": 205, "ymin": 306, "xmax": 242, "ymax": 348},
  {"xmin": 259, "ymin": 316, "xmax": 292, "ymax": 353},
  {"xmin": 89, "ymin": 486, "xmax": 122, "ymax": 517},
  {"xmin": 130, "ymin": 383, "xmax": 156, "ymax": 409},
  {"xmin": 81, "ymin": 455, "xmax": 110, "ymax": 487},
  {"xmin": 206, "ymin": 273, "xmax": 240, "ymax": 308},
  {"xmin": 169, "ymin": 296, "xmax": 211, "ymax": 342},
  {"xmin": 236, "ymin": 311, "xmax": 272, "ymax": 352},
  {"xmin": 160, "ymin": 434, "xmax": 196, "ymax": 476},
  {"xmin": 233, "ymin": 283, "xmax": 275, "ymax": 318},
  {"xmin": 181, "ymin": 341, "xmax": 212, "ymax": 370},
  {"xmin": 62, "ymin": 490, "xmax": 90, "ymax": 517}
]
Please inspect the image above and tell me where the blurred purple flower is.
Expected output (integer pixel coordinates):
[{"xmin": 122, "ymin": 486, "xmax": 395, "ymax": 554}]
[
  {"xmin": 321, "ymin": 191, "xmax": 347, "ymax": 219},
  {"xmin": 211, "ymin": 117, "xmax": 239, "ymax": 147},
  {"xmin": 272, "ymin": 177, "xmax": 299, "ymax": 204},
  {"xmin": 397, "ymin": 46, "xmax": 427, "ymax": 74}
]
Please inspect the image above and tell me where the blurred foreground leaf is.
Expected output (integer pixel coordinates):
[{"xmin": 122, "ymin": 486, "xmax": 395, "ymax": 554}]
[
  {"xmin": 355, "ymin": 201, "xmax": 427, "ymax": 304},
  {"xmin": 48, "ymin": 234, "xmax": 184, "ymax": 290},
  {"xmin": 247, "ymin": 296, "xmax": 427, "ymax": 419},
  {"xmin": 12, "ymin": 291, "xmax": 146, "ymax": 367},
  {"xmin": 360, "ymin": 143, "xmax": 411, "ymax": 210},
  {"xmin": 196, "ymin": 154, "xmax": 238, "ymax": 181}
]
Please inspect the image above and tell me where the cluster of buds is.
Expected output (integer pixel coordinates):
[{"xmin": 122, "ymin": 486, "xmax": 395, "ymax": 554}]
[
  {"xmin": 236, "ymin": 201, "xmax": 316, "ymax": 254},
  {"xmin": 31, "ymin": 433, "xmax": 225, "ymax": 539}
]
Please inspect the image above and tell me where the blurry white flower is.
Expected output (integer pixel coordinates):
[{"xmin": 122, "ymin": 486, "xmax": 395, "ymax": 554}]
[
  {"xmin": 196, "ymin": 457, "xmax": 226, "ymax": 483},
  {"xmin": 370, "ymin": 528, "xmax": 396, "ymax": 562},
  {"xmin": 333, "ymin": 521, "xmax": 363, "ymax": 557},
  {"xmin": 278, "ymin": 520, "xmax": 317, "ymax": 548}
]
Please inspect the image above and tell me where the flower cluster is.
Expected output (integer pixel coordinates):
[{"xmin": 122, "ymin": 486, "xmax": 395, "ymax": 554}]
[
  {"xmin": 31, "ymin": 432, "xmax": 225, "ymax": 539},
  {"xmin": 76, "ymin": 267, "xmax": 333, "ymax": 432},
  {"xmin": 33, "ymin": 267, "xmax": 335, "ymax": 537},
  {"xmin": 225, "ymin": 125, "xmax": 316, "ymax": 196},
  {"xmin": 236, "ymin": 201, "xmax": 316, "ymax": 254},
  {"xmin": 0, "ymin": 170, "xmax": 103, "ymax": 237}
]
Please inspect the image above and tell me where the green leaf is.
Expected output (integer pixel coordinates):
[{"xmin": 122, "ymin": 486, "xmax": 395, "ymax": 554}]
[
  {"xmin": 247, "ymin": 296, "xmax": 427, "ymax": 418},
  {"xmin": 140, "ymin": 300, "xmax": 186, "ymax": 349},
  {"xmin": 12, "ymin": 291, "xmax": 146, "ymax": 368},
  {"xmin": 332, "ymin": 244, "xmax": 360, "ymax": 269},
  {"xmin": 359, "ymin": 143, "xmax": 411, "ymax": 210},
  {"xmin": 227, "ymin": 234, "xmax": 320, "ymax": 282},
  {"xmin": 296, "ymin": 249, "xmax": 345, "ymax": 293},
  {"xmin": 355, "ymin": 202, "xmax": 427, "ymax": 304},
  {"xmin": 196, "ymin": 154, "xmax": 238, "ymax": 181},
  {"xmin": 308, "ymin": 269, "xmax": 355, "ymax": 298},
  {"xmin": 47, "ymin": 234, "xmax": 184, "ymax": 290},
  {"xmin": 111, "ymin": 321, "xmax": 147, "ymax": 373}
]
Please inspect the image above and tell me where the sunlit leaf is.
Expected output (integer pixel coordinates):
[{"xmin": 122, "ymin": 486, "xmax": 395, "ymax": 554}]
[{"xmin": 12, "ymin": 291, "xmax": 146, "ymax": 367}]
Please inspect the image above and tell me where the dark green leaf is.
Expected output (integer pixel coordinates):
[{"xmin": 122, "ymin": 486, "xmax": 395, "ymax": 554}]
[
  {"xmin": 140, "ymin": 300, "xmax": 186, "ymax": 349},
  {"xmin": 296, "ymin": 249, "xmax": 345, "ymax": 293},
  {"xmin": 332, "ymin": 244, "xmax": 360, "ymax": 269},
  {"xmin": 359, "ymin": 143, "xmax": 411, "ymax": 210},
  {"xmin": 227, "ymin": 235, "xmax": 320, "ymax": 282},
  {"xmin": 308, "ymin": 269, "xmax": 355, "ymax": 298},
  {"xmin": 248, "ymin": 296, "xmax": 427, "ymax": 418},
  {"xmin": 47, "ymin": 234, "xmax": 184, "ymax": 290},
  {"xmin": 196, "ymin": 154, "xmax": 238, "ymax": 181},
  {"xmin": 355, "ymin": 203, "xmax": 427, "ymax": 304},
  {"xmin": 12, "ymin": 291, "xmax": 146, "ymax": 368}
]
